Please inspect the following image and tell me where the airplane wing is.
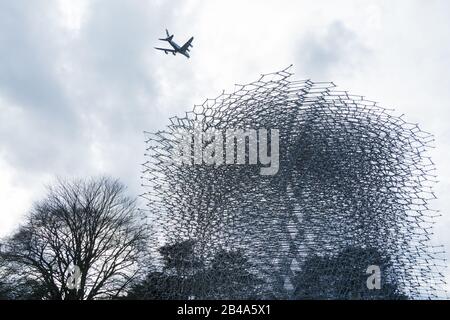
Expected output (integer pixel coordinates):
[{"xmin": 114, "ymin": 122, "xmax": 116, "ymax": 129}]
[
  {"xmin": 179, "ymin": 37, "xmax": 194, "ymax": 53},
  {"xmin": 155, "ymin": 47, "xmax": 177, "ymax": 54}
]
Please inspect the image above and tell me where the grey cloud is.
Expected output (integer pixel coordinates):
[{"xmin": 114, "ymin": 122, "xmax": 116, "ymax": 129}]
[
  {"xmin": 0, "ymin": 2, "xmax": 66, "ymax": 111},
  {"xmin": 0, "ymin": 0, "xmax": 183, "ymax": 185},
  {"xmin": 0, "ymin": 1, "xmax": 82, "ymax": 173},
  {"xmin": 296, "ymin": 21, "xmax": 370, "ymax": 79}
]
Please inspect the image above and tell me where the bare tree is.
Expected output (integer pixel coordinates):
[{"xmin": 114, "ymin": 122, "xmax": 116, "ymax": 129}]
[{"xmin": 0, "ymin": 177, "xmax": 148, "ymax": 300}]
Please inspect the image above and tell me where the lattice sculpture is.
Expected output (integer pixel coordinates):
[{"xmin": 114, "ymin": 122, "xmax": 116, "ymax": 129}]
[{"xmin": 141, "ymin": 67, "xmax": 446, "ymax": 300}]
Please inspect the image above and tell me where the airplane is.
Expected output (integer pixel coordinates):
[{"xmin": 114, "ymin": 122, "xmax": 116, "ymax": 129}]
[{"xmin": 155, "ymin": 29, "xmax": 194, "ymax": 59}]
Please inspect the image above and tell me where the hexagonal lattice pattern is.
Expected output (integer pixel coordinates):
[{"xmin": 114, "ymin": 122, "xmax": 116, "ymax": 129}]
[{"xmin": 142, "ymin": 67, "xmax": 446, "ymax": 299}]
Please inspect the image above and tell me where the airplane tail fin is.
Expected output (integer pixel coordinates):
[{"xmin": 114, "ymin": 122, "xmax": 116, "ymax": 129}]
[{"xmin": 159, "ymin": 29, "xmax": 173, "ymax": 41}]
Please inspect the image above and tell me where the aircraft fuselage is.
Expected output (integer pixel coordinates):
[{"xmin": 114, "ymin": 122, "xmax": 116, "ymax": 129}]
[{"xmin": 168, "ymin": 40, "xmax": 190, "ymax": 58}]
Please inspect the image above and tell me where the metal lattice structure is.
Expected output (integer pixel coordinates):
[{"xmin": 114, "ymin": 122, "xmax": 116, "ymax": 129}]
[{"xmin": 142, "ymin": 67, "xmax": 446, "ymax": 299}]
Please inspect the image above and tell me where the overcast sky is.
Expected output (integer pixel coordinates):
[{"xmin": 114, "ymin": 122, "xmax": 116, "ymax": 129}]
[{"xmin": 1, "ymin": 0, "xmax": 449, "ymax": 294}]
